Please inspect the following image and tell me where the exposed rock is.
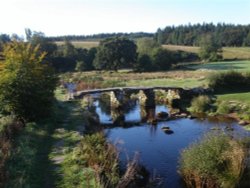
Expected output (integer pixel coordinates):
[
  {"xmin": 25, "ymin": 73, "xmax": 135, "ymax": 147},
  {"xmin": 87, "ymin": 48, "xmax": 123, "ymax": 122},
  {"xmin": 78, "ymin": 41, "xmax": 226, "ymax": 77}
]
[
  {"xmin": 157, "ymin": 111, "xmax": 169, "ymax": 119},
  {"xmin": 147, "ymin": 119, "xmax": 157, "ymax": 125},
  {"xmin": 225, "ymin": 126, "xmax": 234, "ymax": 131},
  {"xmin": 239, "ymin": 120, "xmax": 248, "ymax": 126},
  {"xmin": 188, "ymin": 115, "xmax": 197, "ymax": 119},
  {"xmin": 176, "ymin": 113, "xmax": 188, "ymax": 118},
  {"xmin": 161, "ymin": 126, "xmax": 174, "ymax": 134},
  {"xmin": 210, "ymin": 127, "xmax": 221, "ymax": 131}
]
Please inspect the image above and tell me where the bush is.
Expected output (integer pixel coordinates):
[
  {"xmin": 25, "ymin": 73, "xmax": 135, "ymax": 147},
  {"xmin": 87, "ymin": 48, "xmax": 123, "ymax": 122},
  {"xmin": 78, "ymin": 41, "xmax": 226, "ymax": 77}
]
[
  {"xmin": 152, "ymin": 48, "xmax": 176, "ymax": 70},
  {"xmin": 216, "ymin": 101, "xmax": 233, "ymax": 114},
  {"xmin": 72, "ymin": 133, "xmax": 120, "ymax": 187},
  {"xmin": 0, "ymin": 42, "xmax": 58, "ymax": 120},
  {"xmin": 179, "ymin": 133, "xmax": 247, "ymax": 188},
  {"xmin": 189, "ymin": 95, "xmax": 212, "ymax": 114},
  {"xmin": 209, "ymin": 71, "xmax": 250, "ymax": 93},
  {"xmin": 134, "ymin": 54, "xmax": 153, "ymax": 72}
]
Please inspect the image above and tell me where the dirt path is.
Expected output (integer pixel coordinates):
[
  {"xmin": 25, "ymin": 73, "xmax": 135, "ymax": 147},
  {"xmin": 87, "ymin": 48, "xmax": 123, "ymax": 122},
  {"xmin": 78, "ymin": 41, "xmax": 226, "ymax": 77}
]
[{"xmin": 48, "ymin": 99, "xmax": 86, "ymax": 187}]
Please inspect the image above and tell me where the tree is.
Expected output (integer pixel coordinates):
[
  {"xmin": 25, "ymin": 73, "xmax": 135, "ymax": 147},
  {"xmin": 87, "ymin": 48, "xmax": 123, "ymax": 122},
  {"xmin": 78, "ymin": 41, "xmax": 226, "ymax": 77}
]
[
  {"xmin": 134, "ymin": 54, "xmax": 153, "ymax": 72},
  {"xmin": 63, "ymin": 39, "xmax": 76, "ymax": 58},
  {"xmin": 136, "ymin": 38, "xmax": 159, "ymax": 56},
  {"xmin": 244, "ymin": 32, "xmax": 250, "ymax": 46},
  {"xmin": 0, "ymin": 34, "xmax": 11, "ymax": 53},
  {"xmin": 199, "ymin": 34, "xmax": 222, "ymax": 62},
  {"xmin": 0, "ymin": 42, "xmax": 57, "ymax": 121},
  {"xmin": 152, "ymin": 48, "xmax": 176, "ymax": 70},
  {"xmin": 94, "ymin": 37, "xmax": 137, "ymax": 71},
  {"xmin": 25, "ymin": 29, "xmax": 57, "ymax": 58}
]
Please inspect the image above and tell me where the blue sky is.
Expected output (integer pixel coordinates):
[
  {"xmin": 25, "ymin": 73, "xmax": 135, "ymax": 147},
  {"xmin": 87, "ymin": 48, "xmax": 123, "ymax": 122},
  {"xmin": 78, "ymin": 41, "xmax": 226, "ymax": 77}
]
[{"xmin": 1, "ymin": 0, "xmax": 249, "ymax": 36}]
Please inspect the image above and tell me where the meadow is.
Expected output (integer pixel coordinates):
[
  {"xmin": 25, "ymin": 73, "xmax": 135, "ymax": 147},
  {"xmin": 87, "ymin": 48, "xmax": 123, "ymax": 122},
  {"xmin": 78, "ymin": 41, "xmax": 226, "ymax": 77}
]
[
  {"xmin": 55, "ymin": 41, "xmax": 250, "ymax": 60},
  {"xmin": 55, "ymin": 41, "xmax": 99, "ymax": 49},
  {"xmin": 163, "ymin": 45, "xmax": 250, "ymax": 60}
]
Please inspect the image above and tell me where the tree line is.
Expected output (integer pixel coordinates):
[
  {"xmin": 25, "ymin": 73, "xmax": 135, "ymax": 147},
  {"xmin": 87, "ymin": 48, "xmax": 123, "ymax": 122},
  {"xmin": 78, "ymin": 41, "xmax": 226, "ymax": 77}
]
[
  {"xmin": 47, "ymin": 32, "xmax": 154, "ymax": 41},
  {"xmin": 155, "ymin": 23, "xmax": 250, "ymax": 46},
  {"xmin": 0, "ymin": 29, "xmax": 219, "ymax": 73}
]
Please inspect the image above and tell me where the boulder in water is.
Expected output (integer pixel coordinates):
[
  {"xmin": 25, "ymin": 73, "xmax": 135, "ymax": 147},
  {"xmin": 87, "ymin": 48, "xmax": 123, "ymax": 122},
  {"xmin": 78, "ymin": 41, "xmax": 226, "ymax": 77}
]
[
  {"xmin": 161, "ymin": 126, "xmax": 174, "ymax": 134},
  {"xmin": 157, "ymin": 111, "xmax": 169, "ymax": 119}
]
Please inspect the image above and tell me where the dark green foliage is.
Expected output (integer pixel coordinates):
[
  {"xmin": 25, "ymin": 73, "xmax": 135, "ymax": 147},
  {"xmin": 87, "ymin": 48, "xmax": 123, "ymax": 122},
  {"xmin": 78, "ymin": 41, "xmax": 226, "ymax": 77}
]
[
  {"xmin": 136, "ymin": 38, "xmax": 160, "ymax": 56},
  {"xmin": 173, "ymin": 50, "xmax": 199, "ymax": 63},
  {"xmin": 25, "ymin": 29, "xmax": 58, "ymax": 58},
  {"xmin": 209, "ymin": 71, "xmax": 250, "ymax": 93},
  {"xmin": 134, "ymin": 54, "xmax": 153, "ymax": 72},
  {"xmin": 152, "ymin": 48, "xmax": 176, "ymax": 70},
  {"xmin": 0, "ymin": 34, "xmax": 11, "ymax": 53},
  {"xmin": 179, "ymin": 133, "xmax": 246, "ymax": 188},
  {"xmin": 155, "ymin": 23, "xmax": 250, "ymax": 47},
  {"xmin": 47, "ymin": 32, "xmax": 154, "ymax": 42},
  {"xmin": 0, "ymin": 42, "xmax": 58, "ymax": 121},
  {"xmin": 199, "ymin": 34, "xmax": 222, "ymax": 62},
  {"xmin": 94, "ymin": 37, "xmax": 137, "ymax": 71},
  {"xmin": 51, "ymin": 41, "xmax": 97, "ymax": 72},
  {"xmin": 243, "ymin": 32, "xmax": 250, "ymax": 46}
]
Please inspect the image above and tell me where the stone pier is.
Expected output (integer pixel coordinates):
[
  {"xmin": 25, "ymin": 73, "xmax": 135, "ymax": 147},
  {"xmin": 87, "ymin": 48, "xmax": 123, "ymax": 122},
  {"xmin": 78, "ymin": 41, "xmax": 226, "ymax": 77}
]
[
  {"xmin": 110, "ymin": 90, "xmax": 124, "ymax": 109},
  {"xmin": 138, "ymin": 89, "xmax": 155, "ymax": 107}
]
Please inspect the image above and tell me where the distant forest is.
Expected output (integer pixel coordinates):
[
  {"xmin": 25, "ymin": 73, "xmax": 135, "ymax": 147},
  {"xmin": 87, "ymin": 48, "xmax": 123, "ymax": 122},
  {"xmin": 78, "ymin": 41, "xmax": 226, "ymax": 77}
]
[
  {"xmin": 47, "ymin": 32, "xmax": 154, "ymax": 41},
  {"xmin": 155, "ymin": 23, "xmax": 250, "ymax": 47},
  {"xmin": 46, "ymin": 23, "xmax": 250, "ymax": 47}
]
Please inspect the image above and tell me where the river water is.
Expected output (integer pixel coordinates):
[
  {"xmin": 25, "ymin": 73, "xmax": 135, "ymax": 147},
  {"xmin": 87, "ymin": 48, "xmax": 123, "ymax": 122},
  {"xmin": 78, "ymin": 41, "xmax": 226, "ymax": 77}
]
[{"xmin": 93, "ymin": 100, "xmax": 249, "ymax": 188}]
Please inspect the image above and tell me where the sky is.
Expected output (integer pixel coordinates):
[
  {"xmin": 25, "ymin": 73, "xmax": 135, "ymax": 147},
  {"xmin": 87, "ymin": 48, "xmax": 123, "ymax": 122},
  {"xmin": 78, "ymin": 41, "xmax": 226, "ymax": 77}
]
[{"xmin": 0, "ymin": 0, "xmax": 249, "ymax": 37}]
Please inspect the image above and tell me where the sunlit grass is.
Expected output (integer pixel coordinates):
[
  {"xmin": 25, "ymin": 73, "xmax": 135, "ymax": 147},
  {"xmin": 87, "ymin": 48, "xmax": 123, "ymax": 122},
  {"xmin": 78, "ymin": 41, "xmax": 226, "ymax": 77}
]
[
  {"xmin": 163, "ymin": 45, "xmax": 250, "ymax": 60},
  {"xmin": 125, "ymin": 77, "xmax": 207, "ymax": 88},
  {"xmin": 188, "ymin": 60, "xmax": 250, "ymax": 72},
  {"xmin": 216, "ymin": 92, "xmax": 250, "ymax": 104}
]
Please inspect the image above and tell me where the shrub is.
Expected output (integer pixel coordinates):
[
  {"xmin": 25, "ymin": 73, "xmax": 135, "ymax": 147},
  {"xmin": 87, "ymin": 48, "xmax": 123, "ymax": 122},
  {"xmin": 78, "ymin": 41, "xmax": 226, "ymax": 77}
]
[
  {"xmin": 189, "ymin": 95, "xmax": 212, "ymax": 113},
  {"xmin": 179, "ymin": 133, "xmax": 247, "ymax": 188},
  {"xmin": 0, "ymin": 42, "xmax": 58, "ymax": 121},
  {"xmin": 73, "ymin": 133, "xmax": 120, "ymax": 187},
  {"xmin": 216, "ymin": 101, "xmax": 233, "ymax": 114},
  {"xmin": 209, "ymin": 71, "xmax": 250, "ymax": 93}
]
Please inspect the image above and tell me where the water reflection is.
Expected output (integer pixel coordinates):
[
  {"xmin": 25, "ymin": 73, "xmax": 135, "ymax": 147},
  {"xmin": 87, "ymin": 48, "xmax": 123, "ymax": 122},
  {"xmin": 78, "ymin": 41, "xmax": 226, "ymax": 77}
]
[{"xmin": 93, "ymin": 98, "xmax": 250, "ymax": 188}]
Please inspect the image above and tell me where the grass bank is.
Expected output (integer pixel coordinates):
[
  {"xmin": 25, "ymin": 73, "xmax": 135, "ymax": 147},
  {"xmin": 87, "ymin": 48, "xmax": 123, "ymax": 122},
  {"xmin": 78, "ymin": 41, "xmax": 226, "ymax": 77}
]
[
  {"xmin": 2, "ymin": 103, "xmax": 61, "ymax": 188},
  {"xmin": 188, "ymin": 60, "xmax": 250, "ymax": 72}
]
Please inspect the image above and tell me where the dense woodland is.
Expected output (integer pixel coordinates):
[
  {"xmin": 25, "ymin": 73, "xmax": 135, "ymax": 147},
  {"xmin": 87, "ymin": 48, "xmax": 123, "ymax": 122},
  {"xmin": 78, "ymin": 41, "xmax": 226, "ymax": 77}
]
[
  {"xmin": 47, "ymin": 32, "xmax": 154, "ymax": 41},
  {"xmin": 155, "ymin": 23, "xmax": 250, "ymax": 46}
]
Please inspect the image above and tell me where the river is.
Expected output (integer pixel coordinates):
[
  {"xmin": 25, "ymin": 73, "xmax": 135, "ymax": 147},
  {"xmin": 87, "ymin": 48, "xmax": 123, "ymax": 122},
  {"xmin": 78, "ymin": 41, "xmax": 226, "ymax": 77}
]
[{"xmin": 93, "ymin": 99, "xmax": 249, "ymax": 188}]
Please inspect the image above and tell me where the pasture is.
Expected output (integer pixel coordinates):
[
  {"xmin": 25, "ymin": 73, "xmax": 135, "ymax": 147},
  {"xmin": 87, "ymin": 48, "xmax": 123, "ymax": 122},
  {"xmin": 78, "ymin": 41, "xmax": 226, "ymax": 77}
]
[
  {"xmin": 163, "ymin": 45, "xmax": 250, "ymax": 60},
  {"xmin": 55, "ymin": 41, "xmax": 99, "ymax": 49},
  {"xmin": 54, "ymin": 41, "xmax": 250, "ymax": 60},
  {"xmin": 187, "ymin": 60, "xmax": 250, "ymax": 72}
]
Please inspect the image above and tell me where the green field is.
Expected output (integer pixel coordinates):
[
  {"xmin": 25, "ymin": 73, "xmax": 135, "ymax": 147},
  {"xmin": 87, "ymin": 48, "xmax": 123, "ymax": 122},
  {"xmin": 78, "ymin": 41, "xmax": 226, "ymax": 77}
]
[
  {"xmin": 216, "ymin": 92, "xmax": 250, "ymax": 103},
  {"xmin": 163, "ymin": 45, "xmax": 250, "ymax": 60},
  {"xmin": 187, "ymin": 60, "xmax": 250, "ymax": 72},
  {"xmin": 125, "ymin": 77, "xmax": 206, "ymax": 88}
]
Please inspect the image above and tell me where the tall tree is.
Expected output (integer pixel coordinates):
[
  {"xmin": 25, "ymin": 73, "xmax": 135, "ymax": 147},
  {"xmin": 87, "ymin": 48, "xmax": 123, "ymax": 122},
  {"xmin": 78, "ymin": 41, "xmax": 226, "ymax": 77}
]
[
  {"xmin": 199, "ymin": 34, "xmax": 222, "ymax": 62},
  {"xmin": 94, "ymin": 37, "xmax": 137, "ymax": 71},
  {"xmin": 152, "ymin": 48, "xmax": 176, "ymax": 70},
  {"xmin": 136, "ymin": 38, "xmax": 160, "ymax": 56}
]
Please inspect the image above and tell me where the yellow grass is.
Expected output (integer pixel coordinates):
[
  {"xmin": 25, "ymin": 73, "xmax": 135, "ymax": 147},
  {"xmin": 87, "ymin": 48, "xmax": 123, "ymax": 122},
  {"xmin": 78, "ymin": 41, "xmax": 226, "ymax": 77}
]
[
  {"xmin": 55, "ymin": 41, "xmax": 99, "ymax": 49},
  {"xmin": 163, "ymin": 44, "xmax": 199, "ymax": 53}
]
